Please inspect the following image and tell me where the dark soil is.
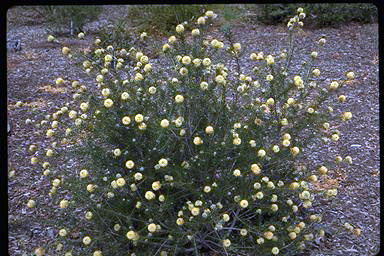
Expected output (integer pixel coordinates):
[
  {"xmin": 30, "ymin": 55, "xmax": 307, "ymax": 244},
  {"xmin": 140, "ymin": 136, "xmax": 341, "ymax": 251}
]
[{"xmin": 7, "ymin": 6, "xmax": 379, "ymax": 256}]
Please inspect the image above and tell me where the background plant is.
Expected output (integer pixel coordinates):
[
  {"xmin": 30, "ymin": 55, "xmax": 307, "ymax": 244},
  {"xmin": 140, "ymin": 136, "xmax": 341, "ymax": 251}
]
[
  {"xmin": 26, "ymin": 7, "xmax": 358, "ymax": 256},
  {"xmin": 38, "ymin": 5, "xmax": 103, "ymax": 35}
]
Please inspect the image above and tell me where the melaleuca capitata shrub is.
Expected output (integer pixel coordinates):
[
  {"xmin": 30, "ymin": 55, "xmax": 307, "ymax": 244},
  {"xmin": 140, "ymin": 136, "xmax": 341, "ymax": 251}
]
[{"xmin": 28, "ymin": 7, "xmax": 358, "ymax": 256}]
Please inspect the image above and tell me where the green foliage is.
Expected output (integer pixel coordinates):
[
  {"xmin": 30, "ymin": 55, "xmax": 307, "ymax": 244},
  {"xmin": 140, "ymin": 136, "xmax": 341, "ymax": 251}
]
[
  {"xmin": 254, "ymin": 3, "xmax": 377, "ymax": 27},
  {"xmin": 127, "ymin": 5, "xmax": 206, "ymax": 36},
  {"xmin": 41, "ymin": 5, "xmax": 103, "ymax": 35},
  {"xmin": 28, "ymin": 8, "xmax": 357, "ymax": 256}
]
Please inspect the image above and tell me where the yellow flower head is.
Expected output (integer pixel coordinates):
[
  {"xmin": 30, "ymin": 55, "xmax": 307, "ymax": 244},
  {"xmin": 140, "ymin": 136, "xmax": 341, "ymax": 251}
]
[
  {"xmin": 175, "ymin": 95, "xmax": 184, "ymax": 103},
  {"xmin": 258, "ymin": 149, "xmax": 266, "ymax": 157},
  {"xmin": 168, "ymin": 35, "xmax": 176, "ymax": 44},
  {"xmin": 330, "ymin": 81, "xmax": 339, "ymax": 90},
  {"xmin": 147, "ymin": 223, "xmax": 157, "ymax": 233},
  {"xmin": 152, "ymin": 181, "xmax": 161, "ymax": 191},
  {"xmin": 223, "ymin": 239, "xmax": 231, "ymax": 247},
  {"xmin": 203, "ymin": 58, "xmax": 211, "ymax": 66},
  {"xmin": 176, "ymin": 24, "xmax": 185, "ymax": 33},
  {"xmin": 159, "ymin": 158, "xmax": 168, "ymax": 167},
  {"xmin": 122, "ymin": 116, "xmax": 131, "ymax": 125},
  {"xmin": 193, "ymin": 136, "xmax": 203, "ymax": 145},
  {"xmin": 135, "ymin": 114, "xmax": 144, "ymax": 123},
  {"xmin": 80, "ymin": 169, "xmax": 89, "ymax": 178},
  {"xmin": 125, "ymin": 160, "xmax": 135, "ymax": 169},
  {"xmin": 160, "ymin": 119, "xmax": 170, "ymax": 128},
  {"xmin": 205, "ymin": 126, "xmax": 214, "ymax": 134},
  {"xmin": 145, "ymin": 191, "xmax": 155, "ymax": 200},
  {"xmin": 192, "ymin": 28, "xmax": 200, "ymax": 36},
  {"xmin": 251, "ymin": 164, "xmax": 261, "ymax": 174},
  {"xmin": 126, "ymin": 231, "xmax": 139, "ymax": 240},
  {"xmin": 197, "ymin": 16, "xmax": 206, "ymax": 25},
  {"xmin": 240, "ymin": 199, "xmax": 249, "ymax": 208},
  {"xmin": 104, "ymin": 99, "xmax": 113, "ymax": 108},
  {"xmin": 233, "ymin": 169, "xmax": 241, "ymax": 176},
  {"xmin": 346, "ymin": 71, "xmax": 355, "ymax": 80},
  {"xmin": 116, "ymin": 178, "xmax": 126, "ymax": 187},
  {"xmin": 182, "ymin": 56, "xmax": 191, "ymax": 65},
  {"xmin": 60, "ymin": 199, "xmax": 69, "ymax": 208}
]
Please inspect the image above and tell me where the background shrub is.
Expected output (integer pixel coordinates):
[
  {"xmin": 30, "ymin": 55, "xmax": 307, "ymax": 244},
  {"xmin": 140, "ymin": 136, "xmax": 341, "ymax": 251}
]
[
  {"xmin": 39, "ymin": 5, "xmax": 103, "ymax": 35},
  {"xmin": 254, "ymin": 3, "xmax": 378, "ymax": 27}
]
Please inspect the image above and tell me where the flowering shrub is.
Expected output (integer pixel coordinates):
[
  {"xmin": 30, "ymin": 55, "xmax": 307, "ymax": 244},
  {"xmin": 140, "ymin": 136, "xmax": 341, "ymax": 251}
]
[{"xmin": 28, "ymin": 8, "xmax": 357, "ymax": 255}]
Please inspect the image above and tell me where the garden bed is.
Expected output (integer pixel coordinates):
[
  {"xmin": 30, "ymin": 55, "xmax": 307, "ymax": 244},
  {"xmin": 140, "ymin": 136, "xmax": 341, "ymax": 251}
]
[{"xmin": 7, "ymin": 6, "xmax": 379, "ymax": 256}]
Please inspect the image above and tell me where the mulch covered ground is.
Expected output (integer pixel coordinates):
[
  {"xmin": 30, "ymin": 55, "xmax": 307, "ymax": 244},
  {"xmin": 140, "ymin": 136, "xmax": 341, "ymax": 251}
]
[{"xmin": 7, "ymin": 6, "xmax": 379, "ymax": 256}]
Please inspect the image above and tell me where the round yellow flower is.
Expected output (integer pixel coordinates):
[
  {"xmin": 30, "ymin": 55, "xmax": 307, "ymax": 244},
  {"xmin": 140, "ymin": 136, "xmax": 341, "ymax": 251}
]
[
  {"xmin": 271, "ymin": 204, "xmax": 278, "ymax": 211},
  {"xmin": 47, "ymin": 34, "xmax": 55, "ymax": 42},
  {"xmin": 191, "ymin": 207, "xmax": 200, "ymax": 216},
  {"xmin": 197, "ymin": 16, "xmax": 206, "ymax": 25},
  {"xmin": 266, "ymin": 74, "xmax": 274, "ymax": 81},
  {"xmin": 80, "ymin": 169, "xmax": 89, "ymax": 178},
  {"xmin": 152, "ymin": 181, "xmax": 161, "ymax": 191},
  {"xmin": 134, "ymin": 172, "xmax": 143, "ymax": 181},
  {"xmin": 160, "ymin": 119, "xmax": 170, "ymax": 128},
  {"xmin": 330, "ymin": 81, "xmax": 339, "ymax": 90},
  {"xmin": 59, "ymin": 228, "xmax": 67, "ymax": 237},
  {"xmin": 168, "ymin": 35, "xmax": 176, "ymax": 44},
  {"xmin": 85, "ymin": 211, "xmax": 93, "ymax": 220},
  {"xmin": 145, "ymin": 191, "xmax": 155, "ymax": 200},
  {"xmin": 342, "ymin": 112, "xmax": 352, "ymax": 121},
  {"xmin": 104, "ymin": 99, "xmax": 113, "ymax": 108},
  {"xmin": 126, "ymin": 231, "xmax": 139, "ymax": 240},
  {"xmin": 192, "ymin": 28, "xmax": 200, "ymax": 36},
  {"xmin": 60, "ymin": 199, "xmax": 69, "ymax": 208},
  {"xmin": 148, "ymin": 223, "xmax": 157, "ymax": 233},
  {"xmin": 272, "ymin": 247, "xmax": 280, "ymax": 255},
  {"xmin": 291, "ymin": 147, "xmax": 300, "ymax": 156},
  {"xmin": 264, "ymin": 231, "xmax": 273, "ymax": 240},
  {"xmin": 175, "ymin": 95, "xmax": 184, "ymax": 103},
  {"xmin": 331, "ymin": 134, "xmax": 339, "ymax": 141},
  {"xmin": 144, "ymin": 64, "xmax": 152, "ymax": 73},
  {"xmin": 233, "ymin": 42, "xmax": 241, "ymax": 51},
  {"xmin": 125, "ymin": 160, "xmax": 135, "ymax": 169},
  {"xmin": 193, "ymin": 136, "xmax": 203, "ymax": 145},
  {"xmin": 266, "ymin": 55, "xmax": 274, "ymax": 65},
  {"xmin": 215, "ymin": 75, "xmax": 225, "ymax": 84},
  {"xmin": 135, "ymin": 114, "xmax": 144, "ymax": 123},
  {"xmin": 159, "ymin": 158, "xmax": 168, "ymax": 167},
  {"xmin": 290, "ymin": 182, "xmax": 300, "ymax": 190},
  {"xmin": 233, "ymin": 169, "xmax": 241, "ymax": 176},
  {"xmin": 205, "ymin": 126, "xmax": 214, "ymax": 134},
  {"xmin": 202, "ymin": 58, "xmax": 211, "ymax": 66},
  {"xmin": 200, "ymin": 81, "xmax": 208, "ymax": 90},
  {"xmin": 182, "ymin": 56, "xmax": 191, "ymax": 65},
  {"xmin": 176, "ymin": 24, "xmax": 184, "ymax": 33},
  {"xmin": 62, "ymin": 47, "xmax": 70, "ymax": 55},
  {"xmin": 176, "ymin": 218, "xmax": 184, "ymax": 225},
  {"xmin": 27, "ymin": 199, "xmax": 36, "ymax": 208},
  {"xmin": 93, "ymin": 250, "xmax": 103, "ymax": 256},
  {"xmin": 205, "ymin": 10, "xmax": 214, "ymax": 17},
  {"xmin": 251, "ymin": 164, "xmax": 261, "ymax": 174},
  {"xmin": 122, "ymin": 116, "xmax": 131, "ymax": 125},
  {"xmin": 140, "ymin": 55, "xmax": 148, "ymax": 64},
  {"xmin": 240, "ymin": 199, "xmax": 249, "ymax": 208},
  {"xmin": 266, "ymin": 98, "xmax": 275, "ymax": 105},
  {"xmin": 223, "ymin": 239, "xmax": 231, "ymax": 247},
  {"xmin": 308, "ymin": 175, "xmax": 318, "ymax": 182},
  {"xmin": 55, "ymin": 77, "xmax": 64, "ymax": 85},
  {"xmin": 282, "ymin": 139, "xmax": 290, "ymax": 147},
  {"xmin": 319, "ymin": 37, "xmax": 326, "ymax": 46},
  {"xmin": 46, "ymin": 149, "xmax": 54, "ymax": 157},
  {"xmin": 311, "ymin": 51, "xmax": 318, "ymax": 58},
  {"xmin": 203, "ymin": 186, "xmax": 211, "ymax": 193},
  {"xmin": 116, "ymin": 178, "xmax": 126, "ymax": 187},
  {"xmin": 34, "ymin": 247, "xmax": 45, "ymax": 256},
  {"xmin": 162, "ymin": 43, "xmax": 170, "ymax": 51},
  {"xmin": 346, "ymin": 71, "xmax": 355, "ymax": 80},
  {"xmin": 258, "ymin": 149, "xmax": 266, "ymax": 157},
  {"xmin": 135, "ymin": 73, "xmax": 144, "ymax": 81}
]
